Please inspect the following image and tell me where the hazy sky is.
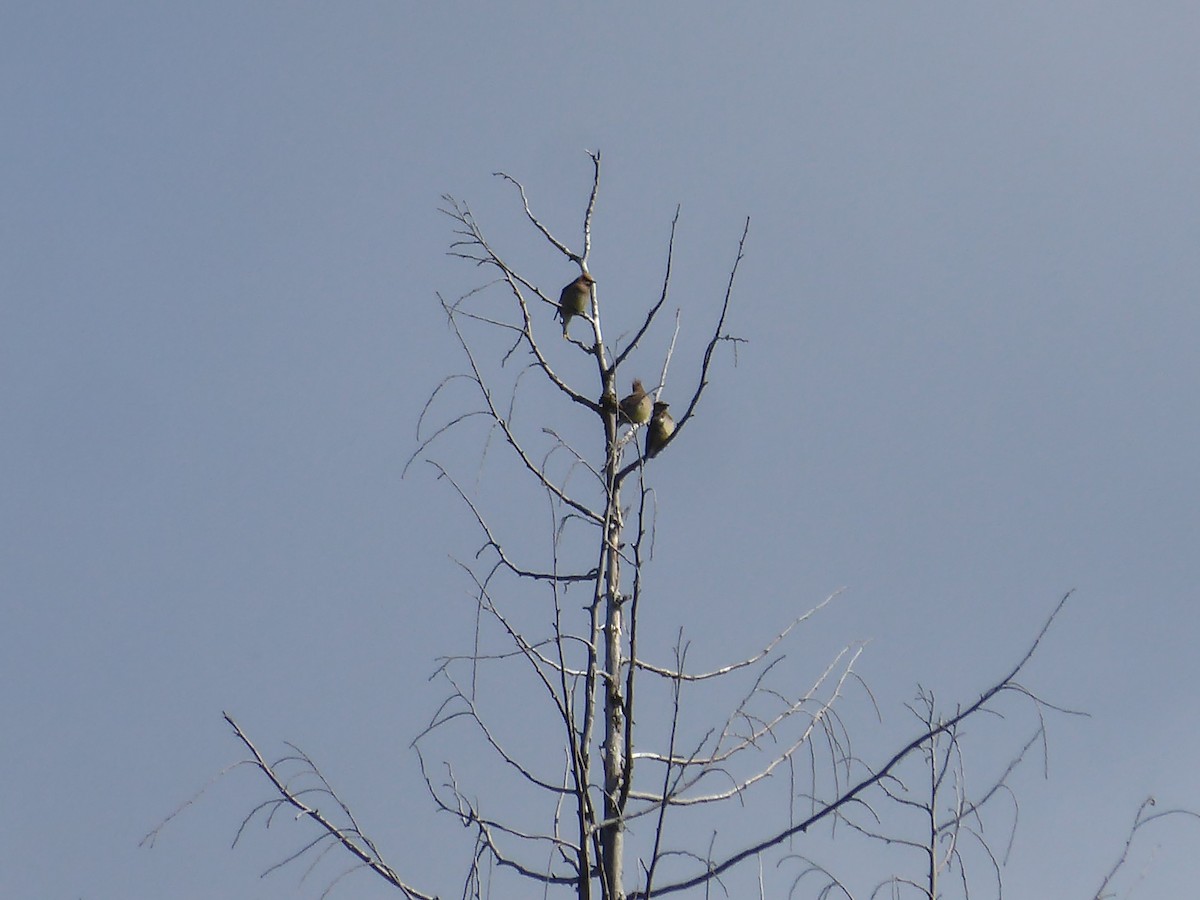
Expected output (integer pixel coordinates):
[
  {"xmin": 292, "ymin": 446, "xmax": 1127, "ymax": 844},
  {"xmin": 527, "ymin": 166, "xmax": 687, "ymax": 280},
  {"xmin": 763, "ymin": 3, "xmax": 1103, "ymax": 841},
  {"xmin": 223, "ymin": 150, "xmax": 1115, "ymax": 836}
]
[{"xmin": 4, "ymin": 4, "xmax": 1199, "ymax": 898}]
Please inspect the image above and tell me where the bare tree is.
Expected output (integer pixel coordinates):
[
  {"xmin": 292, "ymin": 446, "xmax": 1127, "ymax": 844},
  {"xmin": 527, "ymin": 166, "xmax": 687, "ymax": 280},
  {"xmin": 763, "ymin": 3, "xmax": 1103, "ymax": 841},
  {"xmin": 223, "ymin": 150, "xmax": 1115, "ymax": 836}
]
[{"xmin": 145, "ymin": 154, "xmax": 1190, "ymax": 899}]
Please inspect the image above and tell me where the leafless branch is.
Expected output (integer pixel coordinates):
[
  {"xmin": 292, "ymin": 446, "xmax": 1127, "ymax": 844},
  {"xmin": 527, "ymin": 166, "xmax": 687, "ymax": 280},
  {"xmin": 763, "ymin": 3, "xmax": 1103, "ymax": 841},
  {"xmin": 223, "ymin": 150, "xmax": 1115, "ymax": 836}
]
[
  {"xmin": 220, "ymin": 713, "xmax": 434, "ymax": 900},
  {"xmin": 615, "ymin": 217, "xmax": 748, "ymax": 485},
  {"xmin": 627, "ymin": 592, "xmax": 1076, "ymax": 898},
  {"xmin": 1092, "ymin": 797, "xmax": 1200, "ymax": 899},
  {"xmin": 629, "ymin": 645, "xmax": 864, "ymax": 810},
  {"xmin": 426, "ymin": 460, "xmax": 598, "ymax": 583},
  {"xmin": 640, "ymin": 635, "xmax": 688, "ymax": 899},
  {"xmin": 493, "ymin": 173, "xmax": 576, "ymax": 262},
  {"xmin": 636, "ymin": 590, "xmax": 845, "ymax": 681},
  {"xmin": 139, "ymin": 760, "xmax": 257, "ymax": 849},
  {"xmin": 413, "ymin": 751, "xmax": 582, "ymax": 887},
  {"xmin": 669, "ymin": 217, "xmax": 750, "ymax": 436},
  {"xmin": 439, "ymin": 198, "xmax": 601, "ymax": 407},
  {"xmin": 440, "ymin": 292, "xmax": 603, "ymax": 525},
  {"xmin": 612, "ymin": 206, "xmax": 680, "ymax": 372}
]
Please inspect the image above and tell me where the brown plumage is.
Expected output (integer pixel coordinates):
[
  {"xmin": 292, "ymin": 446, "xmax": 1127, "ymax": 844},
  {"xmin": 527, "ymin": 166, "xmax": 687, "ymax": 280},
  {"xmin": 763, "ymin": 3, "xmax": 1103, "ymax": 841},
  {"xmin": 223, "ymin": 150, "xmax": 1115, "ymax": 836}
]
[
  {"xmin": 645, "ymin": 401, "xmax": 675, "ymax": 458},
  {"xmin": 619, "ymin": 379, "xmax": 652, "ymax": 425},
  {"xmin": 557, "ymin": 273, "xmax": 594, "ymax": 339}
]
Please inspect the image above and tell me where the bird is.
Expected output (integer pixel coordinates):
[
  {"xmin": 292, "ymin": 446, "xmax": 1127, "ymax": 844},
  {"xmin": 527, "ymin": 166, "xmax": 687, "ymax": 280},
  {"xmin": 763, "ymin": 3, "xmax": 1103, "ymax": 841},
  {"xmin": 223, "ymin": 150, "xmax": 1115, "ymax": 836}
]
[
  {"xmin": 645, "ymin": 401, "xmax": 675, "ymax": 458},
  {"xmin": 557, "ymin": 273, "xmax": 595, "ymax": 339},
  {"xmin": 619, "ymin": 379, "xmax": 652, "ymax": 425}
]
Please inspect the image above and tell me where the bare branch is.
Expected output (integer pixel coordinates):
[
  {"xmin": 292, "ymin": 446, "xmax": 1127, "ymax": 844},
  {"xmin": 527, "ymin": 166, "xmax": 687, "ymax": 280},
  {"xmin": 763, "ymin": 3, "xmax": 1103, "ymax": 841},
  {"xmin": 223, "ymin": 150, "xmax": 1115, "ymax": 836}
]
[
  {"xmin": 427, "ymin": 460, "xmax": 598, "ymax": 583},
  {"xmin": 669, "ymin": 217, "xmax": 750, "ymax": 438},
  {"xmin": 493, "ymin": 173, "xmax": 576, "ymax": 261},
  {"xmin": 1092, "ymin": 797, "xmax": 1200, "ymax": 899},
  {"xmin": 414, "ymin": 751, "xmax": 581, "ymax": 887},
  {"xmin": 437, "ymin": 201, "xmax": 601, "ymax": 409},
  {"xmin": 612, "ymin": 206, "xmax": 680, "ymax": 372},
  {"xmin": 220, "ymin": 713, "xmax": 434, "ymax": 900},
  {"xmin": 640, "ymin": 634, "xmax": 689, "ymax": 898},
  {"xmin": 441, "ymin": 293, "xmax": 603, "ymax": 525},
  {"xmin": 615, "ymin": 217, "xmax": 749, "ymax": 485},
  {"xmin": 629, "ymin": 645, "xmax": 864, "ymax": 810},
  {"xmin": 139, "ymin": 760, "xmax": 258, "ymax": 849},
  {"xmin": 582, "ymin": 150, "xmax": 601, "ymax": 262},
  {"xmin": 636, "ymin": 590, "xmax": 844, "ymax": 681},
  {"xmin": 628, "ymin": 592, "xmax": 1076, "ymax": 898}
]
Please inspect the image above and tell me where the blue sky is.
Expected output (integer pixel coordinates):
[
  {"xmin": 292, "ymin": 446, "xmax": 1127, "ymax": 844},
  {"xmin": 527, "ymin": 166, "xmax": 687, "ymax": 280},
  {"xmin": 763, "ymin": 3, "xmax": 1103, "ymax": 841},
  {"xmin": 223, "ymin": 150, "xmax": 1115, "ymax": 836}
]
[{"xmin": 3, "ymin": 3, "xmax": 1199, "ymax": 898}]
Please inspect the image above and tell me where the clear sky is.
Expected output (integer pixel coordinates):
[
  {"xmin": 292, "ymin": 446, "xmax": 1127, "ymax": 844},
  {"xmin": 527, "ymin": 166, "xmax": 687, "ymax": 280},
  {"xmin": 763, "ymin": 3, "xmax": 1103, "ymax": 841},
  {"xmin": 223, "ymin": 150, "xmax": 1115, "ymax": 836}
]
[{"xmin": 3, "ymin": 3, "xmax": 1199, "ymax": 898}]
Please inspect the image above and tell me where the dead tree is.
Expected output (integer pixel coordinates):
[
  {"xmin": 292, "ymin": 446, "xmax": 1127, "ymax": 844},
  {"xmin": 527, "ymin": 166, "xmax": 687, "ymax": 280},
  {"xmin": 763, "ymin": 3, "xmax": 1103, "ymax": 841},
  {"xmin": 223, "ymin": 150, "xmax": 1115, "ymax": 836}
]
[
  {"xmin": 390, "ymin": 152, "xmax": 1068, "ymax": 899},
  {"xmin": 143, "ymin": 154, "xmax": 1185, "ymax": 899}
]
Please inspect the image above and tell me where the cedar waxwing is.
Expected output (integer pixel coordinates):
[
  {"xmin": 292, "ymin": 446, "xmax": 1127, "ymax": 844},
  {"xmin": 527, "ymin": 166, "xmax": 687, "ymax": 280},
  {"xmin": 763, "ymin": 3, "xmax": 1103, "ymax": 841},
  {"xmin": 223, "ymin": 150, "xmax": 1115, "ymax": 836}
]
[
  {"xmin": 558, "ymin": 273, "xmax": 594, "ymax": 339},
  {"xmin": 619, "ymin": 379, "xmax": 652, "ymax": 425},
  {"xmin": 645, "ymin": 401, "xmax": 675, "ymax": 458}
]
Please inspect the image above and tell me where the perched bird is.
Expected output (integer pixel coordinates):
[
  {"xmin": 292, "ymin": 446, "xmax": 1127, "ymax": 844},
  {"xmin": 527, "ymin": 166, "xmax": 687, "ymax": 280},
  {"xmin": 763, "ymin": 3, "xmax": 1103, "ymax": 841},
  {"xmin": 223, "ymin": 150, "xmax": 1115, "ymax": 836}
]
[
  {"xmin": 645, "ymin": 401, "xmax": 675, "ymax": 458},
  {"xmin": 619, "ymin": 379, "xmax": 652, "ymax": 425},
  {"xmin": 557, "ymin": 273, "xmax": 595, "ymax": 339}
]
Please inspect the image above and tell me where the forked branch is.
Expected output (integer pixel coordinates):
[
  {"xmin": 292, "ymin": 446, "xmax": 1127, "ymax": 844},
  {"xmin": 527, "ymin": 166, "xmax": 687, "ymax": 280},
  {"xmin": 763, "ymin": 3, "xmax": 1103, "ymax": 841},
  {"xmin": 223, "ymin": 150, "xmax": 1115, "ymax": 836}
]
[
  {"xmin": 626, "ymin": 592, "xmax": 1076, "ymax": 899},
  {"xmin": 1092, "ymin": 797, "xmax": 1200, "ymax": 899},
  {"xmin": 221, "ymin": 713, "xmax": 434, "ymax": 900}
]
